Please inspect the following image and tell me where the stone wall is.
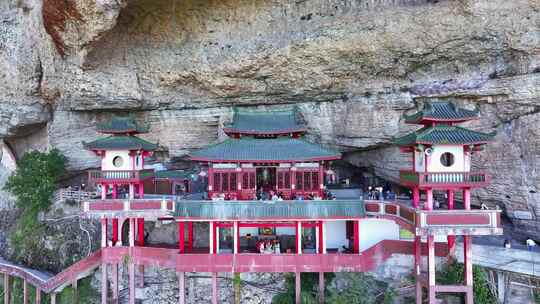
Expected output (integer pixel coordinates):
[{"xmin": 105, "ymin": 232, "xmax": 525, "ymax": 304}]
[{"xmin": 0, "ymin": 0, "xmax": 538, "ymax": 237}]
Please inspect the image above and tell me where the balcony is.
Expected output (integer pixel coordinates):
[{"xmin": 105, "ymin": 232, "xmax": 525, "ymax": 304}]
[
  {"xmin": 399, "ymin": 170, "xmax": 490, "ymax": 189},
  {"xmin": 173, "ymin": 200, "xmax": 365, "ymax": 220},
  {"xmin": 88, "ymin": 169, "xmax": 154, "ymax": 183}
]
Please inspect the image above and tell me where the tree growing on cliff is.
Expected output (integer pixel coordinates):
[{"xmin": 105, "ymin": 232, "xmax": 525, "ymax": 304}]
[
  {"xmin": 3, "ymin": 149, "xmax": 67, "ymax": 267},
  {"xmin": 4, "ymin": 149, "xmax": 66, "ymax": 214}
]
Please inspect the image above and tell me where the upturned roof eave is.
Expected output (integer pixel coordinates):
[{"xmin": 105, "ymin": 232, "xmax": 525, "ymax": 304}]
[{"xmin": 189, "ymin": 155, "xmax": 341, "ymax": 163}]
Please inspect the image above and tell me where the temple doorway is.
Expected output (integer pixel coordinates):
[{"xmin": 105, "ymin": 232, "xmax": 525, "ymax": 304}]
[{"xmin": 256, "ymin": 167, "xmax": 276, "ymax": 192}]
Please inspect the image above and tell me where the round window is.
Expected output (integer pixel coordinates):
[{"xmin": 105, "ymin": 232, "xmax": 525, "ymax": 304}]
[
  {"xmin": 440, "ymin": 152, "xmax": 455, "ymax": 167},
  {"xmin": 112, "ymin": 156, "xmax": 124, "ymax": 168}
]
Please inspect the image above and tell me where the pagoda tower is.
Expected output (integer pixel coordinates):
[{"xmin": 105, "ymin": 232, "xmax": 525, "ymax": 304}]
[
  {"xmin": 394, "ymin": 101, "xmax": 495, "ymax": 304},
  {"xmin": 83, "ymin": 116, "xmax": 157, "ymax": 200}
]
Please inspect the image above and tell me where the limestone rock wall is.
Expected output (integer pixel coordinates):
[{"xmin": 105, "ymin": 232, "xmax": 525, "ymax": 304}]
[{"xmin": 0, "ymin": 0, "xmax": 539, "ymax": 237}]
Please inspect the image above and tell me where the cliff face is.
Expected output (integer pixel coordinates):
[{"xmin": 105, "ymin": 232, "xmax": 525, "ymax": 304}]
[{"xmin": 0, "ymin": 0, "xmax": 539, "ymax": 236}]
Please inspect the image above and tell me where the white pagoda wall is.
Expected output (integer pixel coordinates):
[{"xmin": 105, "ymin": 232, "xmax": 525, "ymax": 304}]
[
  {"xmin": 359, "ymin": 218, "xmax": 399, "ymax": 252},
  {"xmin": 427, "ymin": 145, "xmax": 466, "ymax": 172},
  {"xmin": 102, "ymin": 150, "xmax": 143, "ymax": 171}
]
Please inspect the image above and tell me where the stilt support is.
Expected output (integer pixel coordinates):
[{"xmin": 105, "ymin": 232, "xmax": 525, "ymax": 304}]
[
  {"xmin": 464, "ymin": 235, "xmax": 474, "ymax": 304},
  {"xmin": 112, "ymin": 263, "xmax": 119, "ymax": 304},
  {"xmin": 35, "ymin": 288, "xmax": 41, "ymax": 304},
  {"xmin": 50, "ymin": 293, "xmax": 56, "ymax": 304},
  {"xmin": 427, "ymin": 235, "xmax": 436, "ymax": 303},
  {"xmin": 23, "ymin": 280, "xmax": 28, "ymax": 304},
  {"xmin": 129, "ymin": 262, "xmax": 135, "ymax": 304},
  {"xmin": 101, "ymin": 263, "xmax": 108, "ymax": 304},
  {"xmin": 414, "ymin": 236, "xmax": 422, "ymax": 304},
  {"xmin": 178, "ymin": 221, "xmax": 185, "ymax": 253},
  {"xmin": 178, "ymin": 272, "xmax": 185, "ymax": 304},
  {"xmin": 72, "ymin": 280, "xmax": 79, "ymax": 304},
  {"xmin": 138, "ymin": 265, "xmax": 144, "ymax": 288},
  {"xmin": 212, "ymin": 272, "xmax": 218, "ymax": 304},
  {"xmin": 4, "ymin": 273, "xmax": 10, "ymax": 304},
  {"xmin": 295, "ymin": 272, "xmax": 301, "ymax": 304},
  {"xmin": 318, "ymin": 272, "xmax": 325, "ymax": 304}
]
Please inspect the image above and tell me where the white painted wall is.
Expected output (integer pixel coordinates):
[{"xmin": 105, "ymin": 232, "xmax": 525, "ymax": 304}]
[
  {"xmin": 359, "ymin": 219, "xmax": 400, "ymax": 251},
  {"xmin": 102, "ymin": 150, "xmax": 134, "ymax": 170},
  {"xmin": 325, "ymin": 221, "xmax": 348, "ymax": 251},
  {"xmin": 427, "ymin": 145, "xmax": 465, "ymax": 172}
]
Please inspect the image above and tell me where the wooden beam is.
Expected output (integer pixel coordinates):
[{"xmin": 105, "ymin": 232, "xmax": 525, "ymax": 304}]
[
  {"xmin": 101, "ymin": 263, "xmax": 108, "ymax": 304},
  {"xmin": 177, "ymin": 272, "xmax": 185, "ymax": 304},
  {"xmin": 318, "ymin": 272, "xmax": 325, "ymax": 304},
  {"xmin": 23, "ymin": 280, "xmax": 28, "ymax": 304},
  {"xmin": 212, "ymin": 273, "xmax": 218, "ymax": 304},
  {"xmin": 112, "ymin": 263, "xmax": 119, "ymax": 304},
  {"xmin": 295, "ymin": 272, "xmax": 301, "ymax": 304}
]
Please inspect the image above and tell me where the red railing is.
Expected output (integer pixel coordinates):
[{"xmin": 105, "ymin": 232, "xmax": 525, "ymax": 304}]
[
  {"xmin": 399, "ymin": 170, "xmax": 490, "ymax": 188},
  {"xmin": 88, "ymin": 169, "xmax": 154, "ymax": 182},
  {"xmin": 416, "ymin": 209, "xmax": 502, "ymax": 236},
  {"xmin": 84, "ymin": 199, "xmax": 174, "ymax": 213}
]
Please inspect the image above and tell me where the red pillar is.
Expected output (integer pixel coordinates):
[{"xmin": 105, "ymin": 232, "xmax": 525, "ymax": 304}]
[
  {"xmin": 112, "ymin": 264, "xmax": 119, "ymax": 304},
  {"xmin": 412, "ymin": 187, "xmax": 420, "ymax": 208},
  {"xmin": 101, "ymin": 217, "xmax": 108, "ymax": 248},
  {"xmin": 23, "ymin": 279, "xmax": 28, "ymax": 304},
  {"xmin": 295, "ymin": 221, "xmax": 300, "ymax": 254},
  {"xmin": 101, "ymin": 183, "xmax": 108, "ymax": 200},
  {"xmin": 213, "ymin": 222, "xmax": 217, "ymax": 254},
  {"xmin": 101, "ymin": 263, "xmax": 107, "ymax": 304},
  {"xmin": 137, "ymin": 218, "xmax": 145, "ymax": 247},
  {"xmin": 447, "ymin": 189, "xmax": 456, "ymax": 255},
  {"xmin": 318, "ymin": 222, "xmax": 324, "ymax": 254},
  {"xmin": 178, "ymin": 221, "xmax": 185, "ymax": 253},
  {"xmin": 464, "ymin": 235, "xmax": 474, "ymax": 304},
  {"xmin": 112, "ymin": 184, "xmax": 118, "ymax": 199},
  {"xmin": 138, "ymin": 182, "xmax": 144, "ymax": 199},
  {"xmin": 212, "ymin": 272, "xmax": 218, "ymax": 304},
  {"xmin": 425, "ymin": 188, "xmax": 433, "ymax": 210},
  {"xmin": 188, "ymin": 222, "xmax": 194, "ymax": 251},
  {"xmin": 318, "ymin": 272, "xmax": 324, "ymax": 304},
  {"xmin": 35, "ymin": 288, "xmax": 41, "ymax": 304},
  {"xmin": 295, "ymin": 272, "xmax": 301, "ymax": 304},
  {"xmin": 112, "ymin": 218, "xmax": 119, "ymax": 246},
  {"xmin": 427, "ymin": 235, "xmax": 436, "ymax": 303},
  {"xmin": 414, "ymin": 236, "xmax": 422, "ymax": 303},
  {"xmin": 353, "ymin": 220, "xmax": 360, "ymax": 254},
  {"xmin": 463, "ymin": 188, "xmax": 471, "ymax": 210}
]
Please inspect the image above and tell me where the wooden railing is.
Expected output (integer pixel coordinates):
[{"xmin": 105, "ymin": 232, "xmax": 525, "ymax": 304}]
[
  {"xmin": 88, "ymin": 169, "xmax": 154, "ymax": 182},
  {"xmin": 399, "ymin": 171, "xmax": 490, "ymax": 187},
  {"xmin": 84, "ymin": 199, "xmax": 174, "ymax": 214}
]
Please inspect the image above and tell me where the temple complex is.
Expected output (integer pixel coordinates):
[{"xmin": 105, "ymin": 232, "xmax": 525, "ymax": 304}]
[{"xmin": 0, "ymin": 103, "xmax": 503, "ymax": 304}]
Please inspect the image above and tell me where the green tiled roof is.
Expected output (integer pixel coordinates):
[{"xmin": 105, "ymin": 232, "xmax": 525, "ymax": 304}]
[
  {"xmin": 173, "ymin": 200, "xmax": 365, "ymax": 220},
  {"xmin": 404, "ymin": 101, "xmax": 479, "ymax": 124},
  {"xmin": 96, "ymin": 116, "xmax": 149, "ymax": 134},
  {"xmin": 224, "ymin": 109, "xmax": 306, "ymax": 134},
  {"xmin": 83, "ymin": 135, "xmax": 158, "ymax": 151},
  {"xmin": 190, "ymin": 137, "xmax": 340, "ymax": 162},
  {"xmin": 393, "ymin": 125, "xmax": 495, "ymax": 146}
]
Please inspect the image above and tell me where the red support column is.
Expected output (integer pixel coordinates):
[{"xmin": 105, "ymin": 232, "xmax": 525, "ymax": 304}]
[
  {"xmin": 447, "ymin": 189, "xmax": 456, "ymax": 255},
  {"xmin": 178, "ymin": 272, "xmax": 185, "ymax": 304},
  {"xmin": 112, "ymin": 218, "xmax": 119, "ymax": 246},
  {"xmin": 425, "ymin": 189, "xmax": 433, "ymax": 210},
  {"xmin": 101, "ymin": 217, "xmax": 108, "ymax": 248},
  {"xmin": 412, "ymin": 187, "xmax": 420, "ymax": 208},
  {"xmin": 463, "ymin": 188, "xmax": 471, "ymax": 210},
  {"xmin": 318, "ymin": 272, "xmax": 325, "ymax": 304},
  {"xmin": 234, "ymin": 221, "xmax": 239, "ymax": 254},
  {"xmin": 112, "ymin": 184, "xmax": 118, "ymax": 199},
  {"xmin": 129, "ymin": 261, "xmax": 135, "ymax": 304},
  {"xmin": 212, "ymin": 272, "xmax": 218, "ymax": 304},
  {"xmin": 188, "ymin": 222, "xmax": 194, "ymax": 251},
  {"xmin": 318, "ymin": 222, "xmax": 324, "ymax": 254},
  {"xmin": 208, "ymin": 166, "xmax": 214, "ymax": 198},
  {"xmin": 101, "ymin": 263, "xmax": 107, "ymax": 304},
  {"xmin": 353, "ymin": 220, "xmax": 360, "ymax": 254},
  {"xmin": 137, "ymin": 218, "xmax": 145, "ymax": 247},
  {"xmin": 112, "ymin": 264, "xmax": 119, "ymax": 304},
  {"xmin": 414, "ymin": 236, "xmax": 422, "ymax": 304},
  {"xmin": 138, "ymin": 182, "xmax": 144, "ymax": 199},
  {"xmin": 23, "ymin": 279, "xmax": 28, "ymax": 304},
  {"xmin": 464, "ymin": 235, "xmax": 474, "ymax": 304},
  {"xmin": 295, "ymin": 272, "xmax": 301, "ymax": 304},
  {"xmin": 447, "ymin": 190, "xmax": 454, "ymax": 210},
  {"xmin": 129, "ymin": 218, "xmax": 136, "ymax": 247},
  {"xmin": 427, "ymin": 235, "xmax": 436, "ymax": 304},
  {"xmin": 101, "ymin": 183, "xmax": 108, "ymax": 200},
  {"xmin": 178, "ymin": 221, "xmax": 185, "ymax": 253},
  {"xmin": 213, "ymin": 222, "xmax": 218, "ymax": 254},
  {"xmin": 35, "ymin": 288, "xmax": 41, "ymax": 304},
  {"xmin": 296, "ymin": 221, "xmax": 302, "ymax": 254}
]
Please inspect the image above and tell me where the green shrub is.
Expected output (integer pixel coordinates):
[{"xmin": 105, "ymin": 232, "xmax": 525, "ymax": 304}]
[
  {"xmin": 437, "ymin": 261, "xmax": 497, "ymax": 304},
  {"xmin": 272, "ymin": 273, "xmax": 335, "ymax": 304},
  {"xmin": 326, "ymin": 273, "xmax": 394, "ymax": 304}
]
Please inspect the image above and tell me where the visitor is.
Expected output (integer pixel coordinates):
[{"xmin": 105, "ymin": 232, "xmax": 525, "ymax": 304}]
[
  {"xmin": 481, "ymin": 203, "xmax": 489, "ymax": 210},
  {"xmin": 503, "ymin": 239, "xmax": 511, "ymax": 249},
  {"xmin": 526, "ymin": 238, "xmax": 536, "ymax": 251}
]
